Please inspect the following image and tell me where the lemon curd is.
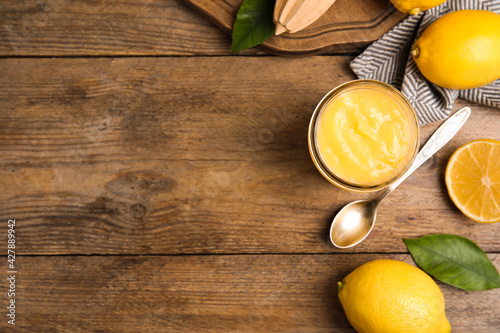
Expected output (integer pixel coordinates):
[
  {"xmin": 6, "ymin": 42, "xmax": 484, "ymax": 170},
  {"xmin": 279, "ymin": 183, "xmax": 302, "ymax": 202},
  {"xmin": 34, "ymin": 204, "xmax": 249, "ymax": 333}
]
[{"xmin": 310, "ymin": 80, "xmax": 419, "ymax": 190}]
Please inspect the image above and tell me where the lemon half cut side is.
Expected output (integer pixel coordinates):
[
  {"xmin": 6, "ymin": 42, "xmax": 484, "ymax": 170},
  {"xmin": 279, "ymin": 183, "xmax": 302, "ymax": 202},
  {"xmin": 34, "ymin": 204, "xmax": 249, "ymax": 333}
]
[{"xmin": 445, "ymin": 139, "xmax": 500, "ymax": 223}]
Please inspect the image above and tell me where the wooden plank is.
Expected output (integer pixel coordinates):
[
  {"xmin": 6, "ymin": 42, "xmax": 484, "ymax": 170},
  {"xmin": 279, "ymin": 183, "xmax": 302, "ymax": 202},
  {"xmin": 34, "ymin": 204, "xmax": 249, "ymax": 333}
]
[
  {"xmin": 0, "ymin": 0, "xmax": 258, "ymax": 56},
  {"xmin": 184, "ymin": 0, "xmax": 406, "ymax": 55},
  {"xmin": 1, "ymin": 56, "xmax": 499, "ymax": 255},
  {"xmin": 0, "ymin": 0, "xmax": 405, "ymax": 57},
  {"xmin": 4, "ymin": 254, "xmax": 499, "ymax": 332}
]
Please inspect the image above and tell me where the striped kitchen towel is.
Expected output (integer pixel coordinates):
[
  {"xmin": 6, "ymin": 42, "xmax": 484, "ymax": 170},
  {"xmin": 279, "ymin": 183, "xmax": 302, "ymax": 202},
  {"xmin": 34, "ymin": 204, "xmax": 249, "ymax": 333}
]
[{"xmin": 351, "ymin": 0, "xmax": 500, "ymax": 125}]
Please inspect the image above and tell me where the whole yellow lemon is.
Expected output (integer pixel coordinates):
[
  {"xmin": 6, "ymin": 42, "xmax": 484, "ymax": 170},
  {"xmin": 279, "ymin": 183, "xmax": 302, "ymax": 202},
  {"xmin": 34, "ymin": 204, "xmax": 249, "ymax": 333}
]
[
  {"xmin": 411, "ymin": 10, "xmax": 500, "ymax": 89},
  {"xmin": 390, "ymin": 0, "xmax": 447, "ymax": 15},
  {"xmin": 338, "ymin": 259, "xmax": 451, "ymax": 333}
]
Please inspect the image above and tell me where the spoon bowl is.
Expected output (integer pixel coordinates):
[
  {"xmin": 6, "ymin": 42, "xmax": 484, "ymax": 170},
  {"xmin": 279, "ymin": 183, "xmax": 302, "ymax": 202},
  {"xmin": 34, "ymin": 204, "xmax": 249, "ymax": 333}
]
[
  {"xmin": 329, "ymin": 107, "xmax": 471, "ymax": 248},
  {"xmin": 330, "ymin": 200, "xmax": 378, "ymax": 248}
]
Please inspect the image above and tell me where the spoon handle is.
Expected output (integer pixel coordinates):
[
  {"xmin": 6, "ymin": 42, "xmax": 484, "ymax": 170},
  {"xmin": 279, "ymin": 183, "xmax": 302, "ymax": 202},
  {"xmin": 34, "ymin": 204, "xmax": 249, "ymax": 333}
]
[{"xmin": 379, "ymin": 106, "xmax": 471, "ymax": 200}]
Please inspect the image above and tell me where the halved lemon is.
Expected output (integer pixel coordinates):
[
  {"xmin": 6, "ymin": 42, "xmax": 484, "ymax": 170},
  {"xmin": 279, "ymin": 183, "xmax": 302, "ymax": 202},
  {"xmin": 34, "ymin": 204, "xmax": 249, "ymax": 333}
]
[{"xmin": 445, "ymin": 139, "xmax": 500, "ymax": 223}]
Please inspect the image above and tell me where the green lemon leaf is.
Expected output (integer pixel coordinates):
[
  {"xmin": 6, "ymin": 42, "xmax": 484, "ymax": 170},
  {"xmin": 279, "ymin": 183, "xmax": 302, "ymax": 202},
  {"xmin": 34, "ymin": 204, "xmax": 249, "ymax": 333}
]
[
  {"xmin": 231, "ymin": 0, "xmax": 275, "ymax": 53},
  {"xmin": 404, "ymin": 234, "xmax": 500, "ymax": 291}
]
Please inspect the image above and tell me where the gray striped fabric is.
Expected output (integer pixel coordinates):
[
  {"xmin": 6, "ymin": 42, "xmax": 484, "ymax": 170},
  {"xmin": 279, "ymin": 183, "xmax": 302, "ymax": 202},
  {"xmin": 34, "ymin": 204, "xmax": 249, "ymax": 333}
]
[{"xmin": 351, "ymin": 0, "xmax": 500, "ymax": 125}]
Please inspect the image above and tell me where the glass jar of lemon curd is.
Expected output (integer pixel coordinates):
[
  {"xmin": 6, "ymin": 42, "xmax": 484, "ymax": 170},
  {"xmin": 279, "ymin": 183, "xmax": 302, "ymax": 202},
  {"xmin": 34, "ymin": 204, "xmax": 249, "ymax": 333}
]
[{"xmin": 308, "ymin": 80, "xmax": 420, "ymax": 192}]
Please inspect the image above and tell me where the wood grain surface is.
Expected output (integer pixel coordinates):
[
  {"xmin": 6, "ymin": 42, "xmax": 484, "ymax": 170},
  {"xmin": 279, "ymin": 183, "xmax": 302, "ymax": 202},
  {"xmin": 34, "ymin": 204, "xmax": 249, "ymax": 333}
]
[
  {"xmin": 1, "ymin": 57, "xmax": 499, "ymax": 255},
  {"xmin": 184, "ymin": 0, "xmax": 407, "ymax": 55},
  {"xmin": 0, "ymin": 0, "xmax": 499, "ymax": 331},
  {"xmin": 1, "ymin": 254, "xmax": 499, "ymax": 332},
  {"xmin": 0, "ymin": 0, "xmax": 247, "ymax": 56}
]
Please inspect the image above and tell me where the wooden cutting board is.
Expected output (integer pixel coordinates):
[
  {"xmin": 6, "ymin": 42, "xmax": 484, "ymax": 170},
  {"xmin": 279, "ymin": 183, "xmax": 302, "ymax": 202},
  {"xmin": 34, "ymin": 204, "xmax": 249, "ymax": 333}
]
[{"xmin": 183, "ymin": 0, "xmax": 407, "ymax": 55}]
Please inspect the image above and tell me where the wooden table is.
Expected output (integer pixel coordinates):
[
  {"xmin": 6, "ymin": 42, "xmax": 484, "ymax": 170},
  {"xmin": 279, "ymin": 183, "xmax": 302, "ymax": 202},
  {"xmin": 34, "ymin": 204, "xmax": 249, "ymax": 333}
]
[{"xmin": 1, "ymin": 1, "xmax": 499, "ymax": 331}]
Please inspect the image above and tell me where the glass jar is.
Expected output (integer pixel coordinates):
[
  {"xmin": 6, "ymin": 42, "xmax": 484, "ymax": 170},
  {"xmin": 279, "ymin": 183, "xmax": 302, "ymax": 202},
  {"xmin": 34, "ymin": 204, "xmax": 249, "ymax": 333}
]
[{"xmin": 308, "ymin": 80, "xmax": 420, "ymax": 192}]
